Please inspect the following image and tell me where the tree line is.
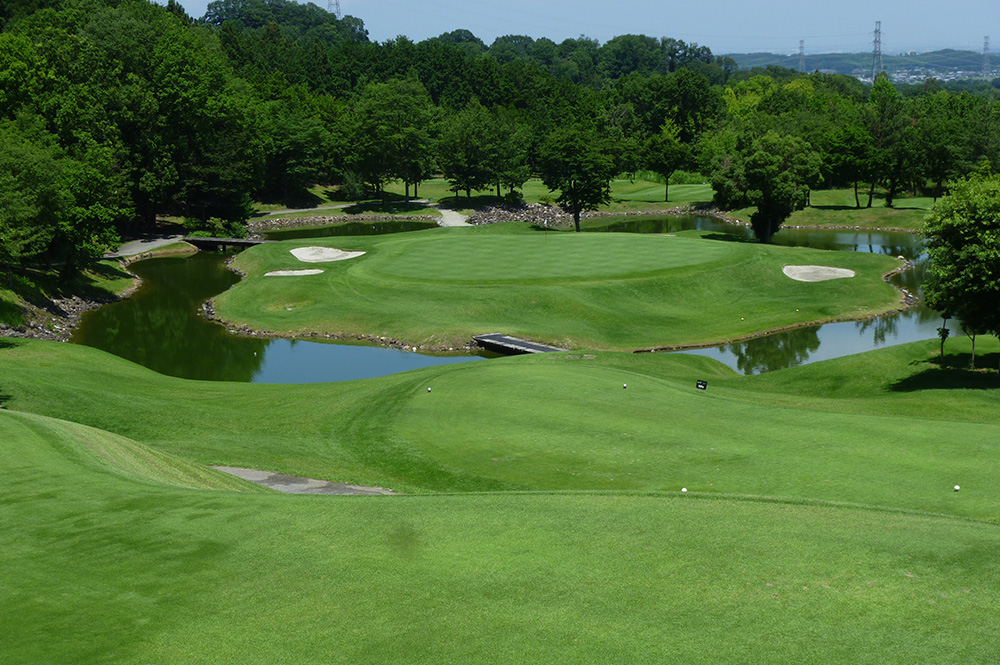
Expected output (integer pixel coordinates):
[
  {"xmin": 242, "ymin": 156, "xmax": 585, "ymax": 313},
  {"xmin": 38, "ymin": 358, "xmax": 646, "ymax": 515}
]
[{"xmin": 2, "ymin": 0, "xmax": 1000, "ymax": 278}]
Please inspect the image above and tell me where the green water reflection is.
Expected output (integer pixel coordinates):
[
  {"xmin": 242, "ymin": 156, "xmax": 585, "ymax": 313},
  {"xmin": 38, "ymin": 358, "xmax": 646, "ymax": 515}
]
[{"xmin": 73, "ymin": 252, "xmax": 268, "ymax": 381}]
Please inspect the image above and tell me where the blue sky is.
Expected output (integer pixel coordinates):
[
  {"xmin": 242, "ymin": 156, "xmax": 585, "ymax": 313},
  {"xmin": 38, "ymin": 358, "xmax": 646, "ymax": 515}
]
[{"xmin": 176, "ymin": 0, "xmax": 997, "ymax": 55}]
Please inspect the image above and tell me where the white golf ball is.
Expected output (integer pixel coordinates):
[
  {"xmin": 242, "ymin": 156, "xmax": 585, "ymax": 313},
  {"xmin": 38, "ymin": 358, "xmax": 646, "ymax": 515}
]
[
  {"xmin": 954, "ymin": 485, "xmax": 960, "ymax": 491},
  {"xmin": 427, "ymin": 387, "xmax": 432, "ymax": 393},
  {"xmin": 681, "ymin": 487, "xmax": 688, "ymax": 493},
  {"xmin": 623, "ymin": 383, "xmax": 627, "ymax": 389}
]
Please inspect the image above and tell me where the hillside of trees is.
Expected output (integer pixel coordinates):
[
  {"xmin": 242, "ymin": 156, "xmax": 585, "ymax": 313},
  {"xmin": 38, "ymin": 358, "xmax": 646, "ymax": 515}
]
[{"xmin": 2, "ymin": 0, "xmax": 1000, "ymax": 277}]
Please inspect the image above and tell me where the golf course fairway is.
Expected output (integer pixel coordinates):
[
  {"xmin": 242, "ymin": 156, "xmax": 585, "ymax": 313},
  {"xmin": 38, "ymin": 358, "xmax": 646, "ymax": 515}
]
[
  {"xmin": 215, "ymin": 223, "xmax": 903, "ymax": 349},
  {"xmin": 2, "ymin": 362, "xmax": 999, "ymax": 664}
]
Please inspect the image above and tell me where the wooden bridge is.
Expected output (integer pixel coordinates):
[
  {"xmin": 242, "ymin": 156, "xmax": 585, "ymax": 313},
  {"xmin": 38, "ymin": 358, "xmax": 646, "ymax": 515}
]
[
  {"xmin": 183, "ymin": 237, "xmax": 275, "ymax": 251},
  {"xmin": 473, "ymin": 333, "xmax": 567, "ymax": 355}
]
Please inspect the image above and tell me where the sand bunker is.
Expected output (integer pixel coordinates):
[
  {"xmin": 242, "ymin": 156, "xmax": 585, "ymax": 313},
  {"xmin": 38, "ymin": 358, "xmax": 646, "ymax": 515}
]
[
  {"xmin": 291, "ymin": 246, "xmax": 366, "ymax": 263},
  {"xmin": 265, "ymin": 269, "xmax": 324, "ymax": 277},
  {"xmin": 783, "ymin": 265, "xmax": 856, "ymax": 282}
]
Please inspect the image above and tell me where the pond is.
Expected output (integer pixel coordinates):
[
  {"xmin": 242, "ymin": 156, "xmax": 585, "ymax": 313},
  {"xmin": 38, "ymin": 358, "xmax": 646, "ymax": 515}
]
[
  {"xmin": 71, "ymin": 251, "xmax": 484, "ymax": 383},
  {"xmin": 73, "ymin": 215, "xmax": 949, "ymax": 381}
]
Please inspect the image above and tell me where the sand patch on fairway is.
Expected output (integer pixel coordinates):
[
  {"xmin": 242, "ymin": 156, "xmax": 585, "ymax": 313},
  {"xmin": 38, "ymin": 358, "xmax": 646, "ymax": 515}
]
[
  {"xmin": 265, "ymin": 269, "xmax": 324, "ymax": 277},
  {"xmin": 291, "ymin": 246, "xmax": 365, "ymax": 263},
  {"xmin": 213, "ymin": 466, "xmax": 396, "ymax": 495},
  {"xmin": 782, "ymin": 265, "xmax": 856, "ymax": 282}
]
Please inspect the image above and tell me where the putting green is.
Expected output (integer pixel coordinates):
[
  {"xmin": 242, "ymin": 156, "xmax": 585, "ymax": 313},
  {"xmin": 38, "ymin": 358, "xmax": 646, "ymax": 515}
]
[
  {"xmin": 221, "ymin": 224, "xmax": 903, "ymax": 350},
  {"xmin": 370, "ymin": 233, "xmax": 732, "ymax": 281}
]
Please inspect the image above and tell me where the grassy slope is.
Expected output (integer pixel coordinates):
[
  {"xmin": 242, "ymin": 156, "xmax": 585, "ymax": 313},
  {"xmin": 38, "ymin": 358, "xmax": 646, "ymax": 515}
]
[
  {"xmin": 0, "ymin": 259, "xmax": 135, "ymax": 327},
  {"xmin": 3, "ymin": 338, "xmax": 998, "ymax": 518},
  {"xmin": 215, "ymin": 223, "xmax": 902, "ymax": 350},
  {"xmin": 3, "ymin": 340, "xmax": 1000, "ymax": 663}
]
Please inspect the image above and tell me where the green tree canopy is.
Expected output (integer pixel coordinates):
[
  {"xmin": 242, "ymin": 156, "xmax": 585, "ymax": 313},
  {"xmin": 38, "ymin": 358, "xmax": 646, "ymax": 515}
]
[
  {"xmin": 923, "ymin": 168, "xmax": 1000, "ymax": 370},
  {"xmin": 538, "ymin": 124, "xmax": 615, "ymax": 231},
  {"xmin": 708, "ymin": 128, "xmax": 822, "ymax": 242}
]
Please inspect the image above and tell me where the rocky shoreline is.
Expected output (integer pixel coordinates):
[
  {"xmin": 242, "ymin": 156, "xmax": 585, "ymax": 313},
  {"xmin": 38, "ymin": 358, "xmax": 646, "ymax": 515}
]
[
  {"xmin": 0, "ymin": 292, "xmax": 127, "ymax": 342},
  {"xmin": 466, "ymin": 202, "xmax": 750, "ymax": 228},
  {"xmin": 246, "ymin": 213, "xmax": 433, "ymax": 239},
  {"xmin": 0, "ymin": 245, "xmax": 196, "ymax": 343}
]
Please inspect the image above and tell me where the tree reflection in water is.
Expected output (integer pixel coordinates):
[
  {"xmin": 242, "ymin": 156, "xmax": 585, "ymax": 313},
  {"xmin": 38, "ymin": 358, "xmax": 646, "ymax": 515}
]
[{"xmin": 720, "ymin": 326, "xmax": 822, "ymax": 374}]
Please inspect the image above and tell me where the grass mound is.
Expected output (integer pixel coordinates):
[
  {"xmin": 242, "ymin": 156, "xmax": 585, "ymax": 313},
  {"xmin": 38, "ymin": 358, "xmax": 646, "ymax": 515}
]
[
  {"xmin": 0, "ymin": 409, "xmax": 263, "ymax": 493},
  {"xmin": 218, "ymin": 223, "xmax": 902, "ymax": 350}
]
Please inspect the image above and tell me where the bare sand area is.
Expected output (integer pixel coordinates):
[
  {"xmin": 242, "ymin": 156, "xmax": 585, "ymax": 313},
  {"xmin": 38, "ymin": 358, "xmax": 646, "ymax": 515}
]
[
  {"xmin": 291, "ymin": 246, "xmax": 366, "ymax": 263},
  {"xmin": 782, "ymin": 265, "xmax": 856, "ymax": 282},
  {"xmin": 264, "ymin": 269, "xmax": 324, "ymax": 277}
]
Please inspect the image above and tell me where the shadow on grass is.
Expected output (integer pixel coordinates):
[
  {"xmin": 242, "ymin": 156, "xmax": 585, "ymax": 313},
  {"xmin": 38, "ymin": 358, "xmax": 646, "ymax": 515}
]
[
  {"xmin": 890, "ymin": 353, "xmax": 1000, "ymax": 392},
  {"xmin": 342, "ymin": 201, "xmax": 434, "ymax": 215},
  {"xmin": 5, "ymin": 261, "xmax": 132, "ymax": 321},
  {"xmin": 435, "ymin": 194, "xmax": 503, "ymax": 211}
]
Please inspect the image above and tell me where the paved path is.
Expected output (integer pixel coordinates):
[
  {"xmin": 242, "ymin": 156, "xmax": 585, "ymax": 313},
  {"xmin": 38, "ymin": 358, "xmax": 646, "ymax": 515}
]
[
  {"xmin": 213, "ymin": 466, "xmax": 396, "ymax": 495},
  {"xmin": 433, "ymin": 205, "xmax": 471, "ymax": 227},
  {"xmin": 104, "ymin": 234, "xmax": 185, "ymax": 259}
]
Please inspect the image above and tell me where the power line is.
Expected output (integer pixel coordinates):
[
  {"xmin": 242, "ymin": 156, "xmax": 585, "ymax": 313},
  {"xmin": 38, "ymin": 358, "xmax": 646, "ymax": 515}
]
[
  {"xmin": 983, "ymin": 36, "xmax": 991, "ymax": 78},
  {"xmin": 871, "ymin": 20, "xmax": 882, "ymax": 80}
]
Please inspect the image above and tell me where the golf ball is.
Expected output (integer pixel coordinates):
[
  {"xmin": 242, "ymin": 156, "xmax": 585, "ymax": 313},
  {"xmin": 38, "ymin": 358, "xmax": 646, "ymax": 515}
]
[
  {"xmin": 681, "ymin": 487, "xmax": 688, "ymax": 493},
  {"xmin": 623, "ymin": 383, "xmax": 627, "ymax": 389},
  {"xmin": 427, "ymin": 387, "xmax": 432, "ymax": 393},
  {"xmin": 954, "ymin": 485, "xmax": 960, "ymax": 491}
]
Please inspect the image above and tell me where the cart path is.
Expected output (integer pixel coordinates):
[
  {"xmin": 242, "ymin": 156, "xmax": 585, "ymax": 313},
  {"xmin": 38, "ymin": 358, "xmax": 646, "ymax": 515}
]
[{"xmin": 213, "ymin": 466, "xmax": 397, "ymax": 495}]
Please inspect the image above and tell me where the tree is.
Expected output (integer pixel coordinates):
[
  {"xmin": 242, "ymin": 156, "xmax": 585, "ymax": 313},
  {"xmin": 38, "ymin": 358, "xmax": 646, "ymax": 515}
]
[
  {"xmin": 437, "ymin": 101, "xmax": 495, "ymax": 198},
  {"xmin": 863, "ymin": 74, "xmax": 913, "ymax": 208},
  {"xmin": 708, "ymin": 129, "xmax": 822, "ymax": 243},
  {"xmin": 345, "ymin": 78, "xmax": 435, "ymax": 205},
  {"xmin": 538, "ymin": 125, "xmax": 614, "ymax": 232},
  {"xmin": 643, "ymin": 120, "xmax": 688, "ymax": 202},
  {"xmin": 923, "ymin": 168, "xmax": 1000, "ymax": 372},
  {"xmin": 0, "ymin": 118, "xmax": 68, "ymax": 284}
]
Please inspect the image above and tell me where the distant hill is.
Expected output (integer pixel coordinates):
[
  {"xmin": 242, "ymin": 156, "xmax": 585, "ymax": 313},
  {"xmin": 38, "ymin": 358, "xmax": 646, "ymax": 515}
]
[{"xmin": 725, "ymin": 48, "xmax": 989, "ymax": 81}]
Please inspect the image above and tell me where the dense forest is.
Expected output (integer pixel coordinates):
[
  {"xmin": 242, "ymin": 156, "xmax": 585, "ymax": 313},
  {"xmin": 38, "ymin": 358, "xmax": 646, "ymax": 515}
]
[{"xmin": 2, "ymin": 0, "xmax": 1000, "ymax": 271}]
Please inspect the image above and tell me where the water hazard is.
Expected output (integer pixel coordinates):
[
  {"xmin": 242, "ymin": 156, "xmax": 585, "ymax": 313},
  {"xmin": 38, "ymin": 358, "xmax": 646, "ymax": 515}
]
[
  {"xmin": 74, "ymin": 215, "xmax": 949, "ymax": 381},
  {"xmin": 72, "ymin": 251, "xmax": 482, "ymax": 383}
]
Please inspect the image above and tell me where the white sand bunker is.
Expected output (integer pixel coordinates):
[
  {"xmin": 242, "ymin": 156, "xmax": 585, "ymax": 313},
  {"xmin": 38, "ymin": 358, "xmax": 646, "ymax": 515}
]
[
  {"xmin": 783, "ymin": 265, "xmax": 856, "ymax": 282},
  {"xmin": 265, "ymin": 269, "xmax": 324, "ymax": 277},
  {"xmin": 291, "ymin": 246, "xmax": 366, "ymax": 263}
]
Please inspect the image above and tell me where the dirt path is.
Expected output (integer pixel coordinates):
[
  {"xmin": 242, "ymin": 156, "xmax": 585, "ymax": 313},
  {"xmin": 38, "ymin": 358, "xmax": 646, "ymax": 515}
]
[
  {"xmin": 213, "ymin": 466, "xmax": 397, "ymax": 495},
  {"xmin": 104, "ymin": 235, "xmax": 185, "ymax": 259}
]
